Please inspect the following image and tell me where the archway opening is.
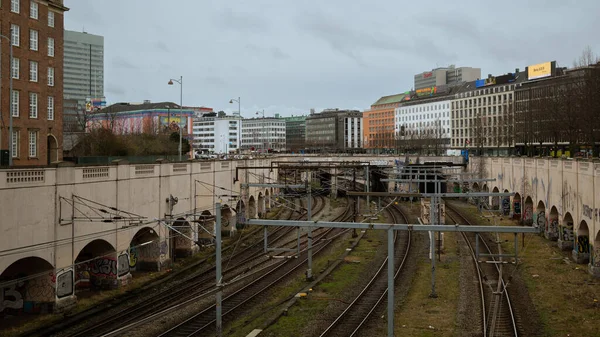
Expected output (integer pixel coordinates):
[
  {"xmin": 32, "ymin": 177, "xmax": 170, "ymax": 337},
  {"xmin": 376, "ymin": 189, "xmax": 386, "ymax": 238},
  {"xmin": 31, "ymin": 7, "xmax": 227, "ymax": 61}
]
[
  {"xmin": 472, "ymin": 182, "xmax": 480, "ymax": 192},
  {"xmin": 129, "ymin": 227, "xmax": 160, "ymax": 272},
  {"xmin": 222, "ymin": 204, "xmax": 236, "ymax": 233},
  {"xmin": 593, "ymin": 231, "xmax": 600, "ymax": 268},
  {"xmin": 559, "ymin": 212, "xmax": 575, "ymax": 251},
  {"xmin": 491, "ymin": 187, "xmax": 500, "ymax": 210},
  {"xmin": 513, "ymin": 193, "xmax": 522, "ymax": 219},
  {"xmin": 547, "ymin": 206, "xmax": 559, "ymax": 241},
  {"xmin": 481, "ymin": 184, "xmax": 490, "ymax": 208},
  {"xmin": 535, "ymin": 201, "xmax": 546, "ymax": 231},
  {"xmin": 258, "ymin": 193, "xmax": 265, "ymax": 218},
  {"xmin": 47, "ymin": 135, "xmax": 58, "ymax": 165},
  {"xmin": 0, "ymin": 257, "xmax": 55, "ymax": 316},
  {"xmin": 265, "ymin": 189, "xmax": 271, "ymax": 212},
  {"xmin": 173, "ymin": 218, "xmax": 193, "ymax": 258},
  {"xmin": 248, "ymin": 196, "xmax": 257, "ymax": 220},
  {"xmin": 74, "ymin": 239, "xmax": 117, "ymax": 291},
  {"xmin": 234, "ymin": 200, "xmax": 245, "ymax": 230},
  {"xmin": 502, "ymin": 189, "xmax": 510, "ymax": 216},
  {"xmin": 523, "ymin": 196, "xmax": 533, "ymax": 226},
  {"xmin": 574, "ymin": 220, "xmax": 590, "ymax": 264},
  {"xmin": 197, "ymin": 210, "xmax": 215, "ymax": 245}
]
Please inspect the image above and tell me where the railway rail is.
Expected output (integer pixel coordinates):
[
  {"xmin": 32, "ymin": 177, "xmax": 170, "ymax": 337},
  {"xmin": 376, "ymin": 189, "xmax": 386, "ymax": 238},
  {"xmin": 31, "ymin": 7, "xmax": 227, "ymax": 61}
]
[
  {"xmin": 446, "ymin": 202, "xmax": 519, "ymax": 337},
  {"xmin": 58, "ymin": 195, "xmax": 329, "ymax": 337},
  {"xmin": 156, "ymin": 198, "xmax": 356, "ymax": 337},
  {"xmin": 319, "ymin": 200, "xmax": 412, "ymax": 337}
]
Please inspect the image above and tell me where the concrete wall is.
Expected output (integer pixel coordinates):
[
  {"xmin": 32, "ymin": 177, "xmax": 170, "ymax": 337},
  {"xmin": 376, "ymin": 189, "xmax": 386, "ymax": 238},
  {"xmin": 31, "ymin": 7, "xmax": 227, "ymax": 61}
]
[{"xmin": 470, "ymin": 157, "xmax": 600, "ymax": 272}]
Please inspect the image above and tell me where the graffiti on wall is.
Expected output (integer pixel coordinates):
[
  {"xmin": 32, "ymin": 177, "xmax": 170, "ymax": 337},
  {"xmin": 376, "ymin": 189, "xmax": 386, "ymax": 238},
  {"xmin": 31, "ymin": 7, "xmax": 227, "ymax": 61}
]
[
  {"xmin": 502, "ymin": 198, "xmax": 510, "ymax": 216},
  {"xmin": 583, "ymin": 204, "xmax": 600, "ymax": 221},
  {"xmin": 536, "ymin": 211, "xmax": 546, "ymax": 229},
  {"xmin": 129, "ymin": 246, "xmax": 138, "ymax": 270},
  {"xmin": 1, "ymin": 272, "xmax": 56, "ymax": 315},
  {"xmin": 56, "ymin": 269, "xmax": 73, "ymax": 298},
  {"xmin": 117, "ymin": 253, "xmax": 130, "ymax": 277},
  {"xmin": 523, "ymin": 204, "xmax": 533, "ymax": 226},
  {"xmin": 548, "ymin": 218, "xmax": 559, "ymax": 239},
  {"xmin": 561, "ymin": 222, "xmax": 574, "ymax": 242},
  {"xmin": 577, "ymin": 235, "xmax": 590, "ymax": 254},
  {"xmin": 514, "ymin": 202, "xmax": 521, "ymax": 215},
  {"xmin": 594, "ymin": 246, "xmax": 600, "ymax": 267},
  {"xmin": 1, "ymin": 281, "xmax": 25, "ymax": 313}
]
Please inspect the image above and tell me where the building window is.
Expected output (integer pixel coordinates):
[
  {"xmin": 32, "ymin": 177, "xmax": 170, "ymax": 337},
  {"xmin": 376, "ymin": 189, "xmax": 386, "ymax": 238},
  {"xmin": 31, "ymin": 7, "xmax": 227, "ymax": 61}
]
[
  {"xmin": 30, "ymin": 1, "xmax": 38, "ymax": 19},
  {"xmin": 12, "ymin": 131, "xmax": 19, "ymax": 158},
  {"xmin": 48, "ymin": 11, "xmax": 55, "ymax": 27},
  {"xmin": 29, "ymin": 29, "xmax": 38, "ymax": 51},
  {"xmin": 11, "ymin": 24, "xmax": 20, "ymax": 47},
  {"xmin": 48, "ymin": 67, "xmax": 54, "ymax": 86},
  {"xmin": 47, "ymin": 96, "xmax": 54, "ymax": 120},
  {"xmin": 29, "ymin": 92, "xmax": 38, "ymax": 118},
  {"xmin": 29, "ymin": 61, "xmax": 38, "ymax": 82},
  {"xmin": 11, "ymin": 0, "xmax": 20, "ymax": 13},
  {"xmin": 11, "ymin": 90, "xmax": 19, "ymax": 117},
  {"xmin": 28, "ymin": 130, "xmax": 37, "ymax": 158},
  {"xmin": 11, "ymin": 58, "xmax": 19, "ymax": 79},
  {"xmin": 48, "ymin": 37, "xmax": 54, "ymax": 56}
]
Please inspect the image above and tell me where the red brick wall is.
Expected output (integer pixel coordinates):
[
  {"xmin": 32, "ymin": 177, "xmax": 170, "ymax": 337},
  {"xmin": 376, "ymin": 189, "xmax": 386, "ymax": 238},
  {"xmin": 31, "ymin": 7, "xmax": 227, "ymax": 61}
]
[{"xmin": 0, "ymin": 0, "xmax": 66, "ymax": 166}]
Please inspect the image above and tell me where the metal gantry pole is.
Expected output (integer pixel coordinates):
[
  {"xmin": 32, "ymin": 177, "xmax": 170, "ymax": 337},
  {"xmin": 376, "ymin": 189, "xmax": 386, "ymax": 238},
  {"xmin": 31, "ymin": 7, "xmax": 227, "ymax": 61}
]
[
  {"xmin": 307, "ymin": 183, "xmax": 313, "ymax": 280},
  {"xmin": 215, "ymin": 202, "xmax": 223, "ymax": 337},
  {"xmin": 179, "ymin": 75, "xmax": 183, "ymax": 161},
  {"xmin": 365, "ymin": 165, "xmax": 370, "ymax": 211},
  {"xmin": 387, "ymin": 226, "xmax": 394, "ymax": 337}
]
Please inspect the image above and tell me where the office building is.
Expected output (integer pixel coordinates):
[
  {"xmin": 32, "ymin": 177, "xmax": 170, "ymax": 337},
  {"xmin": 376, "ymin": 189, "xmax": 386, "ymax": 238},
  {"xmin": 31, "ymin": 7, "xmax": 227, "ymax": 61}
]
[
  {"xmin": 283, "ymin": 115, "xmax": 306, "ymax": 152},
  {"xmin": 63, "ymin": 30, "xmax": 104, "ymax": 105},
  {"xmin": 364, "ymin": 93, "xmax": 410, "ymax": 153},
  {"xmin": 0, "ymin": 0, "xmax": 69, "ymax": 166},
  {"xmin": 414, "ymin": 65, "xmax": 480, "ymax": 91},
  {"xmin": 305, "ymin": 109, "xmax": 363, "ymax": 152},
  {"xmin": 193, "ymin": 113, "xmax": 241, "ymax": 154},
  {"xmin": 241, "ymin": 116, "xmax": 286, "ymax": 152}
]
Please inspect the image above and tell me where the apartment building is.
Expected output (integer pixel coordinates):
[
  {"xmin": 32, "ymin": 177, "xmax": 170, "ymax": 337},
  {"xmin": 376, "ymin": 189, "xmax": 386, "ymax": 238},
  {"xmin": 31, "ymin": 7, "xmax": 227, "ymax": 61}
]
[
  {"xmin": 193, "ymin": 113, "xmax": 241, "ymax": 154},
  {"xmin": 240, "ymin": 117, "xmax": 286, "ymax": 152},
  {"xmin": 0, "ymin": 0, "xmax": 68, "ymax": 165},
  {"xmin": 364, "ymin": 92, "xmax": 409, "ymax": 153}
]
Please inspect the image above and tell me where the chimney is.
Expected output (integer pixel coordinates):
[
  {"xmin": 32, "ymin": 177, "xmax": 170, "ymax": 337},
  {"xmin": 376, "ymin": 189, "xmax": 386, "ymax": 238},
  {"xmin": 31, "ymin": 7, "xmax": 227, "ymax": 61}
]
[
  {"xmin": 515, "ymin": 68, "xmax": 519, "ymax": 73},
  {"xmin": 143, "ymin": 100, "xmax": 151, "ymax": 104}
]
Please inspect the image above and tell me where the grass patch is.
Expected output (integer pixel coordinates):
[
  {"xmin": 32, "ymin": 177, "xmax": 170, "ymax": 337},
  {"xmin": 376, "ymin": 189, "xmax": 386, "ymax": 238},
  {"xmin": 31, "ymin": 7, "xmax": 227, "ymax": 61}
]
[
  {"xmin": 226, "ymin": 230, "xmax": 384, "ymax": 337},
  {"xmin": 394, "ymin": 232, "xmax": 460, "ymax": 337},
  {"xmin": 456, "ymin": 202, "xmax": 600, "ymax": 337}
]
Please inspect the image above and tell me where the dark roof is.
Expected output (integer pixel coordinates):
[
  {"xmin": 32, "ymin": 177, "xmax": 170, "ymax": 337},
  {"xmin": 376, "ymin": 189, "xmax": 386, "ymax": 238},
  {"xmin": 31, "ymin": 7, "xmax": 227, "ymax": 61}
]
[
  {"xmin": 455, "ymin": 71, "xmax": 528, "ymax": 94},
  {"xmin": 100, "ymin": 102, "xmax": 182, "ymax": 114},
  {"xmin": 372, "ymin": 93, "xmax": 410, "ymax": 106}
]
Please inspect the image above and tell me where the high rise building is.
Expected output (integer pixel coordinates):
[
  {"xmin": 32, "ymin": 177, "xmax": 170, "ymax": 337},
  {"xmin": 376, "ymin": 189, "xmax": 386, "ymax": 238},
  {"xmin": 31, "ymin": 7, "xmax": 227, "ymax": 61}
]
[
  {"xmin": 305, "ymin": 109, "xmax": 363, "ymax": 152},
  {"xmin": 414, "ymin": 65, "xmax": 481, "ymax": 91},
  {"xmin": 0, "ymin": 0, "xmax": 69, "ymax": 166},
  {"xmin": 283, "ymin": 115, "xmax": 306, "ymax": 152},
  {"xmin": 63, "ymin": 30, "xmax": 104, "ymax": 105}
]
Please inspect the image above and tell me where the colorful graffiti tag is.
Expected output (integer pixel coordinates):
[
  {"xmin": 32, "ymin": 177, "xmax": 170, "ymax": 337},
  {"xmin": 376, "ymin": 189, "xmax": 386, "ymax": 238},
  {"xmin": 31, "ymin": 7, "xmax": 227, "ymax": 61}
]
[
  {"xmin": 0, "ymin": 281, "xmax": 25, "ymax": 313},
  {"xmin": 536, "ymin": 211, "xmax": 546, "ymax": 229},
  {"xmin": 513, "ymin": 202, "xmax": 521, "ymax": 215},
  {"xmin": 129, "ymin": 246, "xmax": 138, "ymax": 270},
  {"xmin": 502, "ymin": 198, "xmax": 510, "ymax": 216},
  {"xmin": 523, "ymin": 204, "xmax": 533, "ymax": 226},
  {"xmin": 548, "ymin": 218, "xmax": 559, "ymax": 240},
  {"xmin": 56, "ymin": 269, "xmax": 73, "ymax": 298},
  {"xmin": 577, "ymin": 235, "xmax": 590, "ymax": 254},
  {"xmin": 561, "ymin": 223, "xmax": 574, "ymax": 242}
]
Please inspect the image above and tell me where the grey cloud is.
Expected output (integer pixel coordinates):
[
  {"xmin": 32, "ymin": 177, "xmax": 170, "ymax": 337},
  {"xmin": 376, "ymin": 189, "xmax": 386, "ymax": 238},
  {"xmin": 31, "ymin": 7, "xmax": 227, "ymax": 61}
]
[
  {"xmin": 155, "ymin": 41, "xmax": 169, "ymax": 52},
  {"xmin": 244, "ymin": 44, "xmax": 290, "ymax": 60},
  {"xmin": 215, "ymin": 8, "xmax": 269, "ymax": 33},
  {"xmin": 271, "ymin": 47, "xmax": 290, "ymax": 60},
  {"xmin": 106, "ymin": 85, "xmax": 126, "ymax": 96},
  {"xmin": 113, "ymin": 56, "xmax": 137, "ymax": 69}
]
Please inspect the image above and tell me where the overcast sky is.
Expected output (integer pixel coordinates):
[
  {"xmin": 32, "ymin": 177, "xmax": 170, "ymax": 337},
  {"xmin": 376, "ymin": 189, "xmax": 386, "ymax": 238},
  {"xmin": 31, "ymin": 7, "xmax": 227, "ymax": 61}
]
[{"xmin": 65, "ymin": 0, "xmax": 600, "ymax": 117}]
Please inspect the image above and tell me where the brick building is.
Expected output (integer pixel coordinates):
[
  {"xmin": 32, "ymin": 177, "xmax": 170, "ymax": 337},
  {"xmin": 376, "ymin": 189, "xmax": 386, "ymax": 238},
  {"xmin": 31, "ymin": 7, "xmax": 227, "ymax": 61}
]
[{"xmin": 0, "ymin": 0, "xmax": 68, "ymax": 166}]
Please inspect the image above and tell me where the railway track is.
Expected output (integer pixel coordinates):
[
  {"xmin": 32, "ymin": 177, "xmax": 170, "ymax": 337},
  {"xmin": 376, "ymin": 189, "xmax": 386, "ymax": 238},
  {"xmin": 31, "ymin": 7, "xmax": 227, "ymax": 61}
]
[
  {"xmin": 156, "ymin": 198, "xmax": 356, "ymax": 337},
  {"xmin": 446, "ymin": 202, "xmax": 519, "ymax": 337},
  {"xmin": 59, "ymin": 196, "xmax": 329, "ymax": 337},
  {"xmin": 319, "ymin": 200, "xmax": 412, "ymax": 337}
]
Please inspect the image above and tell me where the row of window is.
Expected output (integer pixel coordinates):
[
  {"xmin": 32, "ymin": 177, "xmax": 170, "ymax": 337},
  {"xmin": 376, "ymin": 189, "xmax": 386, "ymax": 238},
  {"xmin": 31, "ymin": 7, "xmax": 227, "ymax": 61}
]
[
  {"xmin": 9, "ymin": 0, "xmax": 55, "ymax": 27},
  {"xmin": 10, "ymin": 130, "xmax": 38, "ymax": 159},
  {"xmin": 9, "ymin": 24, "xmax": 55, "ymax": 55},
  {"xmin": 11, "ymin": 58, "xmax": 54, "ymax": 85},
  {"xmin": 9, "ymin": 91, "xmax": 54, "ymax": 120}
]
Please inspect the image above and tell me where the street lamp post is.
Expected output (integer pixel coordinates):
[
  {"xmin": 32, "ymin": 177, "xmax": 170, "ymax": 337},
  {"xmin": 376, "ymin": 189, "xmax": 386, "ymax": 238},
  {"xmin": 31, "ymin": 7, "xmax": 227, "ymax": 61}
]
[
  {"xmin": 168, "ymin": 76, "xmax": 183, "ymax": 161},
  {"xmin": 256, "ymin": 110, "xmax": 266, "ymax": 153},
  {"xmin": 1, "ymin": 30, "xmax": 14, "ymax": 166},
  {"xmin": 229, "ymin": 97, "xmax": 241, "ymax": 117}
]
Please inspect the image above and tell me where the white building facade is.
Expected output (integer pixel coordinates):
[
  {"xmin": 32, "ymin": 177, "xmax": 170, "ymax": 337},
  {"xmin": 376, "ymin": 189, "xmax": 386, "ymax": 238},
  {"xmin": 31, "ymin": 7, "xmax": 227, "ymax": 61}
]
[
  {"xmin": 395, "ymin": 99, "xmax": 452, "ymax": 140},
  {"xmin": 241, "ymin": 118, "xmax": 286, "ymax": 152},
  {"xmin": 344, "ymin": 116, "xmax": 363, "ymax": 149},
  {"xmin": 192, "ymin": 115, "xmax": 241, "ymax": 154}
]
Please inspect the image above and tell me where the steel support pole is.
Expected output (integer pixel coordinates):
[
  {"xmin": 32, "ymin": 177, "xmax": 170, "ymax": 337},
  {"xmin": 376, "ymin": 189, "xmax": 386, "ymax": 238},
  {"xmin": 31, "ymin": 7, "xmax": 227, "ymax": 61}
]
[
  {"xmin": 216, "ymin": 202, "xmax": 222, "ymax": 337},
  {"xmin": 179, "ymin": 76, "xmax": 183, "ymax": 161},
  {"xmin": 307, "ymin": 184, "xmax": 313, "ymax": 280},
  {"xmin": 366, "ymin": 165, "xmax": 370, "ymax": 210},
  {"xmin": 387, "ymin": 227, "xmax": 394, "ymax": 337}
]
